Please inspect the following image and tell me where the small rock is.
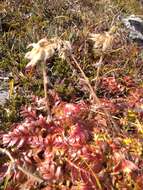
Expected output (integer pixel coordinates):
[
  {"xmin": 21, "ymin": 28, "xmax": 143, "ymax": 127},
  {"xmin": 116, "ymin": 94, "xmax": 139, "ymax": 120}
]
[{"xmin": 122, "ymin": 15, "xmax": 143, "ymax": 45}]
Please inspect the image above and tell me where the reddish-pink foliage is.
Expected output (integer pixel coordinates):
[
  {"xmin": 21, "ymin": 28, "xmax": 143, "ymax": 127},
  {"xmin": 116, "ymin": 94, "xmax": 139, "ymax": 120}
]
[
  {"xmin": 100, "ymin": 76, "xmax": 124, "ymax": 95},
  {"xmin": 0, "ymin": 95, "xmax": 143, "ymax": 190}
]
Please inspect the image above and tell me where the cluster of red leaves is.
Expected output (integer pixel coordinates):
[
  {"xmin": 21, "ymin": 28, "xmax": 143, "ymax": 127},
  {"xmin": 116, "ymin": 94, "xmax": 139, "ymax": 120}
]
[
  {"xmin": 0, "ymin": 91, "xmax": 143, "ymax": 190},
  {"xmin": 100, "ymin": 77, "xmax": 125, "ymax": 95},
  {"xmin": 127, "ymin": 88, "xmax": 143, "ymax": 119}
]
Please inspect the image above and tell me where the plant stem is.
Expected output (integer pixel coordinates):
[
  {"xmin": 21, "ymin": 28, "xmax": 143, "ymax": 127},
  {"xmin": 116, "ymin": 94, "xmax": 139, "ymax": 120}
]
[
  {"xmin": 94, "ymin": 55, "xmax": 103, "ymax": 91},
  {"xmin": 71, "ymin": 54, "xmax": 100, "ymax": 104},
  {"xmin": 70, "ymin": 54, "xmax": 119, "ymax": 133},
  {"xmin": 42, "ymin": 60, "xmax": 51, "ymax": 115}
]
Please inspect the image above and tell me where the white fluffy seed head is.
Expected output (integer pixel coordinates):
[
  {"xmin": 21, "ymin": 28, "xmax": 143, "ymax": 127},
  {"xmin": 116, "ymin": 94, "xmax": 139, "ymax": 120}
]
[{"xmin": 25, "ymin": 38, "xmax": 72, "ymax": 68}]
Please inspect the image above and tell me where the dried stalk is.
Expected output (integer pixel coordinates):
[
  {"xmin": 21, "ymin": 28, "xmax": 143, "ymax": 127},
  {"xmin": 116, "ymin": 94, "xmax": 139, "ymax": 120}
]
[
  {"xmin": 42, "ymin": 61, "xmax": 51, "ymax": 116},
  {"xmin": 0, "ymin": 148, "xmax": 43, "ymax": 183},
  {"xmin": 70, "ymin": 54, "xmax": 100, "ymax": 104},
  {"xmin": 65, "ymin": 157, "xmax": 102, "ymax": 190},
  {"xmin": 94, "ymin": 55, "xmax": 103, "ymax": 91},
  {"xmin": 69, "ymin": 54, "xmax": 119, "ymax": 133}
]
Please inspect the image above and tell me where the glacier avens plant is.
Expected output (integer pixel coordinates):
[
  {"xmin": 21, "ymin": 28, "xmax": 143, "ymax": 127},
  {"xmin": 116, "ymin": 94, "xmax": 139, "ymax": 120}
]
[{"xmin": 25, "ymin": 37, "xmax": 72, "ymax": 115}]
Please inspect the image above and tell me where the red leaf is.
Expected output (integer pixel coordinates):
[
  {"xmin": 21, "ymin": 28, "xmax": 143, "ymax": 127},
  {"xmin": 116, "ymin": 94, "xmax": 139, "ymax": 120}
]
[{"xmin": 113, "ymin": 159, "xmax": 139, "ymax": 174}]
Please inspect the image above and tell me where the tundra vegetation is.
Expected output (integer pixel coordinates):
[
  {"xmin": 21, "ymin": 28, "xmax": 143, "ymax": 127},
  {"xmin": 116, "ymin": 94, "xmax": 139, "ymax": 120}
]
[{"xmin": 0, "ymin": 0, "xmax": 143, "ymax": 189}]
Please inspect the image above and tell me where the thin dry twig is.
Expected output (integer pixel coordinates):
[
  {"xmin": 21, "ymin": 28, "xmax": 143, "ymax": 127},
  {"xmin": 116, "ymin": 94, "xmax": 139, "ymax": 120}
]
[
  {"xmin": 69, "ymin": 54, "xmax": 119, "ymax": 133},
  {"xmin": 70, "ymin": 54, "xmax": 100, "ymax": 104},
  {"xmin": 94, "ymin": 55, "xmax": 104, "ymax": 91},
  {"xmin": 42, "ymin": 60, "xmax": 51, "ymax": 116}
]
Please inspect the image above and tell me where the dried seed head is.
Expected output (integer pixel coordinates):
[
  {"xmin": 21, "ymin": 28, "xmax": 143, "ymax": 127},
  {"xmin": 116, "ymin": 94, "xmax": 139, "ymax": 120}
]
[
  {"xmin": 89, "ymin": 26, "xmax": 117, "ymax": 52},
  {"xmin": 25, "ymin": 38, "xmax": 72, "ymax": 68}
]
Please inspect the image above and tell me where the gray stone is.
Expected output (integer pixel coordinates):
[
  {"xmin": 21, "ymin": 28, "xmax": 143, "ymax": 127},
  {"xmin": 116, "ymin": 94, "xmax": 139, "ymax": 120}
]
[{"xmin": 122, "ymin": 15, "xmax": 143, "ymax": 45}]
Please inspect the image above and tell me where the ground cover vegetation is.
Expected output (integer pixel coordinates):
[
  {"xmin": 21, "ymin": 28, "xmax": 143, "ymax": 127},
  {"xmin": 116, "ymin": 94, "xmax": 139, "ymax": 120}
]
[{"xmin": 0, "ymin": 0, "xmax": 143, "ymax": 189}]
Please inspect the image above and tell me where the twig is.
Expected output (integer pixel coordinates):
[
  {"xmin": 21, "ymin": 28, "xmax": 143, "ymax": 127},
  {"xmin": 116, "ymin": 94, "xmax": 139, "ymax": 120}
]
[
  {"xmin": 94, "ymin": 55, "xmax": 103, "ymax": 91},
  {"xmin": 70, "ymin": 54, "xmax": 100, "ymax": 104},
  {"xmin": 0, "ymin": 148, "xmax": 43, "ymax": 183},
  {"xmin": 69, "ymin": 54, "xmax": 119, "ymax": 133},
  {"xmin": 65, "ymin": 157, "xmax": 102, "ymax": 190},
  {"xmin": 42, "ymin": 60, "xmax": 51, "ymax": 116},
  {"xmin": 0, "ymin": 148, "xmax": 15, "ymax": 162},
  {"xmin": 81, "ymin": 157, "xmax": 102, "ymax": 190}
]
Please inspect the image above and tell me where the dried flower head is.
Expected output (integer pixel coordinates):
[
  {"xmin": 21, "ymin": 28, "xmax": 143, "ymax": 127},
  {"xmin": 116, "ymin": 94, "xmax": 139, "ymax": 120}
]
[
  {"xmin": 25, "ymin": 38, "xmax": 71, "ymax": 68},
  {"xmin": 89, "ymin": 26, "xmax": 117, "ymax": 52}
]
